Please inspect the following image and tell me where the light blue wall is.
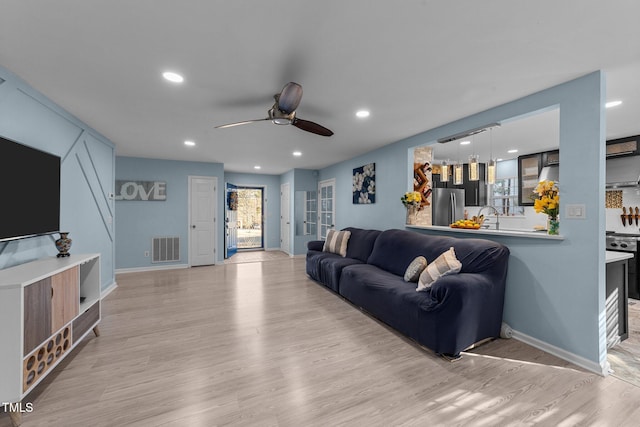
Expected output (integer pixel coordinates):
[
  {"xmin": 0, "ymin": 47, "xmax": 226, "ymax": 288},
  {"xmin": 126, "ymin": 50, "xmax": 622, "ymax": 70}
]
[
  {"xmin": 115, "ymin": 157, "xmax": 224, "ymax": 268},
  {"xmin": 319, "ymin": 72, "xmax": 607, "ymax": 371},
  {"xmin": 224, "ymin": 172, "xmax": 282, "ymax": 250},
  {"xmin": 0, "ymin": 65, "xmax": 116, "ymax": 291},
  {"xmin": 319, "ymin": 141, "xmax": 409, "ymax": 231}
]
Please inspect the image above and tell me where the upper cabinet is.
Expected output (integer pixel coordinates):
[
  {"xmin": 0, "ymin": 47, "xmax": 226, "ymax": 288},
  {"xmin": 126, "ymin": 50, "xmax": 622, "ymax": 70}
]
[
  {"xmin": 542, "ymin": 150, "xmax": 559, "ymax": 167},
  {"xmin": 606, "ymin": 135, "xmax": 639, "ymax": 158},
  {"xmin": 518, "ymin": 153, "xmax": 542, "ymax": 206}
]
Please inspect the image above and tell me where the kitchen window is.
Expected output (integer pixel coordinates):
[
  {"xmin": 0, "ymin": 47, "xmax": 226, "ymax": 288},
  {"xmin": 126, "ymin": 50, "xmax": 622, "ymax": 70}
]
[{"xmin": 491, "ymin": 177, "xmax": 525, "ymax": 216}]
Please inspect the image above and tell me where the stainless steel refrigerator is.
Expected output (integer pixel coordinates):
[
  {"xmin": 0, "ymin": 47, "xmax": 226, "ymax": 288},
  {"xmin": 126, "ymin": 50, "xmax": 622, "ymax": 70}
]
[{"xmin": 431, "ymin": 188, "xmax": 465, "ymax": 226}]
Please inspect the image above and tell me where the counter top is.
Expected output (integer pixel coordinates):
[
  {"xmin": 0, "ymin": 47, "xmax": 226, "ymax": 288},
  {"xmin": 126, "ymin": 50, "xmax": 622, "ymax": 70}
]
[
  {"xmin": 406, "ymin": 224, "xmax": 564, "ymax": 240},
  {"xmin": 606, "ymin": 251, "xmax": 634, "ymax": 264}
]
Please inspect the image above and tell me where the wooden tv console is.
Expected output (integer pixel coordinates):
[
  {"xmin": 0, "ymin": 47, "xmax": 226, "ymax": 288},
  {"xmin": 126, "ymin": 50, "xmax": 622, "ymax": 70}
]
[{"xmin": 0, "ymin": 254, "xmax": 101, "ymax": 426}]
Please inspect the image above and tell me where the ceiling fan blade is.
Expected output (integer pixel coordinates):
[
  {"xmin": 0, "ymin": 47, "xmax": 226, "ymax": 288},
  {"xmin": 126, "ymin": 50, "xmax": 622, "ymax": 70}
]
[
  {"xmin": 277, "ymin": 82, "xmax": 303, "ymax": 114},
  {"xmin": 215, "ymin": 118, "xmax": 269, "ymax": 129},
  {"xmin": 292, "ymin": 118, "xmax": 334, "ymax": 136}
]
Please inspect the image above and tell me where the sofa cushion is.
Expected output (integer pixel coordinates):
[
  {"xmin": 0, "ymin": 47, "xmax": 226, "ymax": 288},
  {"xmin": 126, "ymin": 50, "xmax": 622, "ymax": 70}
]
[
  {"xmin": 323, "ymin": 229, "xmax": 351, "ymax": 256},
  {"xmin": 343, "ymin": 227, "xmax": 382, "ymax": 262},
  {"xmin": 417, "ymin": 247, "xmax": 461, "ymax": 291},
  {"xmin": 404, "ymin": 256, "xmax": 427, "ymax": 282}
]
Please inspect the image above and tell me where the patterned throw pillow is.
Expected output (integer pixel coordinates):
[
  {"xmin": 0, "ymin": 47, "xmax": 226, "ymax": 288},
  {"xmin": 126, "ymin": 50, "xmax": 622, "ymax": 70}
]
[
  {"xmin": 404, "ymin": 256, "xmax": 428, "ymax": 282},
  {"xmin": 417, "ymin": 247, "xmax": 462, "ymax": 291},
  {"xmin": 323, "ymin": 229, "xmax": 351, "ymax": 257}
]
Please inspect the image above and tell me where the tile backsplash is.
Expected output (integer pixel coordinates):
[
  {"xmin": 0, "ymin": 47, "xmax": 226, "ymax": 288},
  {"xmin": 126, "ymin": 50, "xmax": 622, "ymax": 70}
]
[{"xmin": 606, "ymin": 187, "xmax": 640, "ymax": 233}]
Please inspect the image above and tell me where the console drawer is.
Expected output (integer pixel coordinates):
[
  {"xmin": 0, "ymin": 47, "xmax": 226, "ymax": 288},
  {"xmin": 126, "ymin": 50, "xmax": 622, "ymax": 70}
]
[{"xmin": 72, "ymin": 302, "xmax": 100, "ymax": 341}]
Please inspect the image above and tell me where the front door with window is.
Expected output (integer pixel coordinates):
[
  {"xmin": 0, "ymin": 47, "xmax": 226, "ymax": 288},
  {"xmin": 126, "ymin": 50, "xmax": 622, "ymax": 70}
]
[{"xmin": 225, "ymin": 182, "xmax": 238, "ymax": 258}]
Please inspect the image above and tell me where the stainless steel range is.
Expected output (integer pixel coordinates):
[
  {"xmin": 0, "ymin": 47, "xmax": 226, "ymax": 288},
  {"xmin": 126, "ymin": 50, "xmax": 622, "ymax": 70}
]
[{"xmin": 606, "ymin": 232, "xmax": 640, "ymax": 299}]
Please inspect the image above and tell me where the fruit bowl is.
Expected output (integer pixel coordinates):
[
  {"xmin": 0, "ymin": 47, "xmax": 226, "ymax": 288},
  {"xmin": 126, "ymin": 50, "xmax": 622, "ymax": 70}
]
[
  {"xmin": 450, "ymin": 220, "xmax": 481, "ymax": 229},
  {"xmin": 450, "ymin": 215, "xmax": 484, "ymax": 230}
]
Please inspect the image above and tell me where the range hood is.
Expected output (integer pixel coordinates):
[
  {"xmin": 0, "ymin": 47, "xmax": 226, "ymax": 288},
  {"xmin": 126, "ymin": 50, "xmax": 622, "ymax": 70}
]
[
  {"xmin": 538, "ymin": 165, "xmax": 559, "ymax": 183},
  {"xmin": 606, "ymin": 156, "xmax": 640, "ymax": 188}
]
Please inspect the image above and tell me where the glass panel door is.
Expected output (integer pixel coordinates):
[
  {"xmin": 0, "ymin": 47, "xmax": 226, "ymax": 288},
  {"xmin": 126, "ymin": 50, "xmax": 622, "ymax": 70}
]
[
  {"xmin": 318, "ymin": 179, "xmax": 335, "ymax": 239},
  {"xmin": 236, "ymin": 187, "xmax": 264, "ymax": 249}
]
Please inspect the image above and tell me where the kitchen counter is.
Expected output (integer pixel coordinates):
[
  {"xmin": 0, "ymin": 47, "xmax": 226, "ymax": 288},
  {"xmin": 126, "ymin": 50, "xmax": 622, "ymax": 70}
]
[
  {"xmin": 606, "ymin": 251, "xmax": 634, "ymax": 264},
  {"xmin": 406, "ymin": 224, "xmax": 564, "ymax": 240}
]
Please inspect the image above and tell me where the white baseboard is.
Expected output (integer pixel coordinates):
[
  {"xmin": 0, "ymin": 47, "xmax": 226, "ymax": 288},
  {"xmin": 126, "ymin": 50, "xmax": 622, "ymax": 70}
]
[
  {"xmin": 101, "ymin": 281, "xmax": 118, "ymax": 299},
  {"xmin": 512, "ymin": 329, "xmax": 607, "ymax": 376},
  {"xmin": 115, "ymin": 263, "xmax": 190, "ymax": 274}
]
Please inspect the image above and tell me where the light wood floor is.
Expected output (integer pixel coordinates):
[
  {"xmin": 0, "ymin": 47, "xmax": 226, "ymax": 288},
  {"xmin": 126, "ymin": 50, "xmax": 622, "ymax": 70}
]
[
  {"xmin": 224, "ymin": 250, "xmax": 291, "ymax": 264},
  {"xmin": 3, "ymin": 258, "xmax": 640, "ymax": 426},
  {"xmin": 608, "ymin": 299, "xmax": 640, "ymax": 387}
]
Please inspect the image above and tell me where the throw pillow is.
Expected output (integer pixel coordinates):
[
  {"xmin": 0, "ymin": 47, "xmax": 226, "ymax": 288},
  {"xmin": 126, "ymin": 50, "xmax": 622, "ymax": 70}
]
[
  {"xmin": 417, "ymin": 247, "xmax": 462, "ymax": 291},
  {"xmin": 404, "ymin": 256, "xmax": 428, "ymax": 282},
  {"xmin": 323, "ymin": 229, "xmax": 351, "ymax": 257}
]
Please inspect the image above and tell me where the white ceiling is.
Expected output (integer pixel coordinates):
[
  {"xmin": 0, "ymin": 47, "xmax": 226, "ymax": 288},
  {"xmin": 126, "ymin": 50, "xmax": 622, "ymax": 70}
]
[{"xmin": 1, "ymin": 1, "xmax": 639, "ymax": 175}]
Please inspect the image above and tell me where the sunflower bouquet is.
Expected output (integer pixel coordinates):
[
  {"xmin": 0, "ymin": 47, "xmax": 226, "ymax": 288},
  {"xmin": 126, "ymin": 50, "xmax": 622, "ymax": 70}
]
[{"xmin": 532, "ymin": 180, "xmax": 559, "ymax": 219}]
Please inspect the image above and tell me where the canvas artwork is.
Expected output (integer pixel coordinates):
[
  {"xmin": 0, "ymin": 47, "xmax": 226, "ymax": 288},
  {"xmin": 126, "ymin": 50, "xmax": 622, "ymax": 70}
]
[{"xmin": 353, "ymin": 163, "xmax": 376, "ymax": 204}]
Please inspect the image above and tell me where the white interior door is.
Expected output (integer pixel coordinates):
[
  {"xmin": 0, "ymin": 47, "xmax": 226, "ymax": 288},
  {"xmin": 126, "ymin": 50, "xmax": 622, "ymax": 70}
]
[
  {"xmin": 189, "ymin": 176, "xmax": 217, "ymax": 266},
  {"xmin": 318, "ymin": 179, "xmax": 335, "ymax": 239},
  {"xmin": 280, "ymin": 183, "xmax": 290, "ymax": 254}
]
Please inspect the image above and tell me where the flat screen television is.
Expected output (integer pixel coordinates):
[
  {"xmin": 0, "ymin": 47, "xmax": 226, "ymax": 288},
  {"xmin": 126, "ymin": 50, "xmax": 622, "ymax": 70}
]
[{"xmin": 0, "ymin": 135, "xmax": 61, "ymax": 242}]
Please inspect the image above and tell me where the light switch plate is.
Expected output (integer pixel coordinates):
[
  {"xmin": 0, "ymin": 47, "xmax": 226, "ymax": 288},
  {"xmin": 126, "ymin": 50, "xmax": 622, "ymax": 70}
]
[{"xmin": 565, "ymin": 204, "xmax": 586, "ymax": 219}]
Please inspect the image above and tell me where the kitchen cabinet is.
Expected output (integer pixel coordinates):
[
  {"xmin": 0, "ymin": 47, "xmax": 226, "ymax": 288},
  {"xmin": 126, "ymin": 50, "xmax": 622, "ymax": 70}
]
[
  {"xmin": 606, "ymin": 135, "xmax": 639, "ymax": 158},
  {"xmin": 518, "ymin": 153, "xmax": 542, "ymax": 206},
  {"xmin": 542, "ymin": 150, "xmax": 559, "ymax": 167},
  {"xmin": 606, "ymin": 251, "xmax": 631, "ymax": 348},
  {"xmin": 433, "ymin": 163, "xmax": 486, "ymax": 207}
]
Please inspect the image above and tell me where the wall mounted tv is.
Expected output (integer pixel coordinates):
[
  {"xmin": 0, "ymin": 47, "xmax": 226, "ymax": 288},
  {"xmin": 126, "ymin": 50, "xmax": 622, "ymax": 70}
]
[{"xmin": 0, "ymin": 135, "xmax": 61, "ymax": 242}]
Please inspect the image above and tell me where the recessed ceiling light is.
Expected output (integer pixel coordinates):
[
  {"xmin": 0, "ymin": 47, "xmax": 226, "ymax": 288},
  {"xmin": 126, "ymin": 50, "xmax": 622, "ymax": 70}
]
[
  {"xmin": 356, "ymin": 110, "xmax": 370, "ymax": 118},
  {"xmin": 606, "ymin": 100, "xmax": 622, "ymax": 108},
  {"xmin": 507, "ymin": 149, "xmax": 518, "ymax": 154},
  {"xmin": 162, "ymin": 71, "xmax": 184, "ymax": 83},
  {"xmin": 254, "ymin": 165, "xmax": 261, "ymax": 170},
  {"xmin": 184, "ymin": 140, "xmax": 195, "ymax": 147},
  {"xmin": 292, "ymin": 151, "xmax": 302, "ymax": 157},
  {"xmin": 496, "ymin": 158, "xmax": 504, "ymax": 162},
  {"xmin": 460, "ymin": 140, "xmax": 471, "ymax": 145}
]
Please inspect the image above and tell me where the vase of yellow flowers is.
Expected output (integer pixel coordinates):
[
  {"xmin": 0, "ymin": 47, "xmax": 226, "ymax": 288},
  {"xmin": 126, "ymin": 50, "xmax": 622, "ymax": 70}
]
[
  {"xmin": 532, "ymin": 180, "xmax": 559, "ymax": 235},
  {"xmin": 401, "ymin": 191, "xmax": 422, "ymax": 225}
]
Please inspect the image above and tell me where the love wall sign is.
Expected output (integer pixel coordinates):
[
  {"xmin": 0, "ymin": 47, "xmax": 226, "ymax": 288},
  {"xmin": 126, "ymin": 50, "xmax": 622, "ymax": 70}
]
[{"xmin": 115, "ymin": 180, "xmax": 167, "ymax": 201}]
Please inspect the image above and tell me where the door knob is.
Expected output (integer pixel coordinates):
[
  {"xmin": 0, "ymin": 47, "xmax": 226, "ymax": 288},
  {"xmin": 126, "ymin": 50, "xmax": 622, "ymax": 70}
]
[{"xmin": 192, "ymin": 225, "xmax": 196, "ymax": 229}]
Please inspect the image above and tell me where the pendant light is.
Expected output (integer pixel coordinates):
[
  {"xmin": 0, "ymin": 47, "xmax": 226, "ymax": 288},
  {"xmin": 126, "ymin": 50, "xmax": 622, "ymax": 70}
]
[
  {"xmin": 441, "ymin": 159, "xmax": 450, "ymax": 182},
  {"xmin": 487, "ymin": 129, "xmax": 496, "ymax": 185},
  {"xmin": 453, "ymin": 162, "xmax": 463, "ymax": 185},
  {"xmin": 453, "ymin": 142, "xmax": 463, "ymax": 185},
  {"xmin": 468, "ymin": 134, "xmax": 479, "ymax": 181},
  {"xmin": 468, "ymin": 154, "xmax": 479, "ymax": 181}
]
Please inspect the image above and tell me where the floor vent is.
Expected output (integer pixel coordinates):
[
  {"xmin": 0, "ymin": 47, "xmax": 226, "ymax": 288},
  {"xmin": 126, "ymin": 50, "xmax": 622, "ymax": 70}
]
[{"xmin": 152, "ymin": 236, "xmax": 180, "ymax": 263}]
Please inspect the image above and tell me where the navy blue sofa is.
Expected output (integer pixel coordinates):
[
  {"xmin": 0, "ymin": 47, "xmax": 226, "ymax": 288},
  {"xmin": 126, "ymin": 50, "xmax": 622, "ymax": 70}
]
[{"xmin": 306, "ymin": 228, "xmax": 510, "ymax": 356}]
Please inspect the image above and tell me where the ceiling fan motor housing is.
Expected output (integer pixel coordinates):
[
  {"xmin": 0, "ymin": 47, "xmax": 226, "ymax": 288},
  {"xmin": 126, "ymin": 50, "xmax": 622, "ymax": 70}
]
[{"xmin": 277, "ymin": 82, "xmax": 303, "ymax": 114}]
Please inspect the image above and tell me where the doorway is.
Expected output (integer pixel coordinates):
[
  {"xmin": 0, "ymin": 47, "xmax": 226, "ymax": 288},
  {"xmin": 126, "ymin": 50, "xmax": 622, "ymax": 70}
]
[
  {"xmin": 189, "ymin": 176, "xmax": 217, "ymax": 266},
  {"xmin": 281, "ymin": 183, "xmax": 290, "ymax": 254},
  {"xmin": 236, "ymin": 187, "xmax": 264, "ymax": 250},
  {"xmin": 318, "ymin": 178, "xmax": 335, "ymax": 239}
]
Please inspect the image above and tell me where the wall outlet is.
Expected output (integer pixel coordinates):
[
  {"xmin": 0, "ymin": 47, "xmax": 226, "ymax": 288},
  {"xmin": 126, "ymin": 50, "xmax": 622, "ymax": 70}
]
[{"xmin": 144, "ymin": 251, "xmax": 149, "ymax": 257}]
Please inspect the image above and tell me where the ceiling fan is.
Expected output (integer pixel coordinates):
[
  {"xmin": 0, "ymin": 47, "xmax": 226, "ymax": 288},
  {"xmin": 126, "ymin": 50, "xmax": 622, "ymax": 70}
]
[{"xmin": 215, "ymin": 82, "xmax": 333, "ymax": 136}]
